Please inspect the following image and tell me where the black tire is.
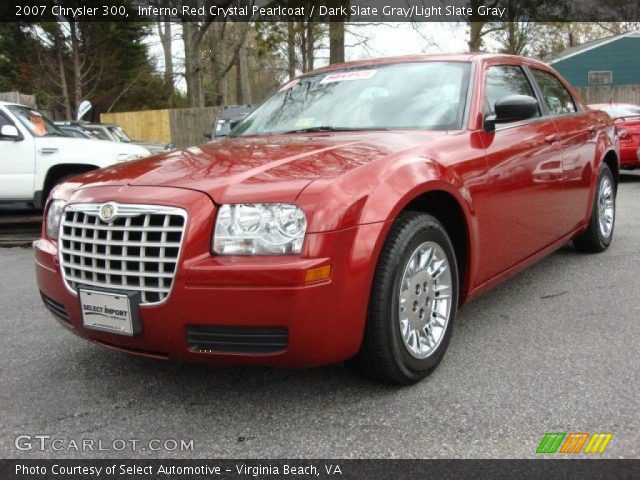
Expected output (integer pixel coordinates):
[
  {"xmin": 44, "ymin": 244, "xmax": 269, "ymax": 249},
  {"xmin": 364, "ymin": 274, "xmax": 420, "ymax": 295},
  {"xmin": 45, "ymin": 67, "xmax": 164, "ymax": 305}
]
[
  {"xmin": 573, "ymin": 164, "xmax": 616, "ymax": 253},
  {"xmin": 351, "ymin": 211, "xmax": 459, "ymax": 385}
]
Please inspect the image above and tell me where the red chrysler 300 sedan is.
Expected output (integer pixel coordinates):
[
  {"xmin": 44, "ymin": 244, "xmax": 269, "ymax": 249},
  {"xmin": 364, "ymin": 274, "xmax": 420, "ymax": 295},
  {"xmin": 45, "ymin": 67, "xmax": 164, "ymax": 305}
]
[
  {"xmin": 35, "ymin": 54, "xmax": 619, "ymax": 384},
  {"xmin": 589, "ymin": 103, "xmax": 640, "ymax": 170}
]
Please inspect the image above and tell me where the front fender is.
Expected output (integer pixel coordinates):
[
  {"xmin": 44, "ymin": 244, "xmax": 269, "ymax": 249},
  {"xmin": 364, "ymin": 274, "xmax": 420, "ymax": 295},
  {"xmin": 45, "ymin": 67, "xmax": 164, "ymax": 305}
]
[
  {"xmin": 297, "ymin": 154, "xmax": 477, "ymax": 234},
  {"xmin": 297, "ymin": 152, "xmax": 483, "ymax": 307}
]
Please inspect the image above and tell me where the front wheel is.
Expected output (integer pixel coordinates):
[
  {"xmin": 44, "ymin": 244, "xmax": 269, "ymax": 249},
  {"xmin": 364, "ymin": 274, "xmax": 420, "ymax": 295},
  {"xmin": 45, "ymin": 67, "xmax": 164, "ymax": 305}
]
[
  {"xmin": 352, "ymin": 212, "xmax": 459, "ymax": 385},
  {"xmin": 574, "ymin": 164, "xmax": 616, "ymax": 253}
]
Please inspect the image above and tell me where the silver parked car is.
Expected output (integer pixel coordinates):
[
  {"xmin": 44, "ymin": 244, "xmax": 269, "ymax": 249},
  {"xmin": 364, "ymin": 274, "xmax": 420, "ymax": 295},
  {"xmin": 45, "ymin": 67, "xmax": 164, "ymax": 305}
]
[{"xmin": 56, "ymin": 121, "xmax": 174, "ymax": 154}]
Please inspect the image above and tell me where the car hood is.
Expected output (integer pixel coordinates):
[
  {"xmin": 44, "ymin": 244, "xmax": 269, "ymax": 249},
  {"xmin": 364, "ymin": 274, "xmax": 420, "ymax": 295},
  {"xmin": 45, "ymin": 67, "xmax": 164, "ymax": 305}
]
[
  {"xmin": 72, "ymin": 131, "xmax": 448, "ymax": 204},
  {"xmin": 131, "ymin": 140, "xmax": 172, "ymax": 152},
  {"xmin": 38, "ymin": 136, "xmax": 150, "ymax": 157}
]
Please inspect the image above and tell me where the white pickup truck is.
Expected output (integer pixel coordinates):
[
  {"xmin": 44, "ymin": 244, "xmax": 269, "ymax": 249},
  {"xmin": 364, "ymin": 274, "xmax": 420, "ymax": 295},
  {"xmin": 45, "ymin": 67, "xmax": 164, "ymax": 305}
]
[{"xmin": 0, "ymin": 101, "xmax": 150, "ymax": 209}]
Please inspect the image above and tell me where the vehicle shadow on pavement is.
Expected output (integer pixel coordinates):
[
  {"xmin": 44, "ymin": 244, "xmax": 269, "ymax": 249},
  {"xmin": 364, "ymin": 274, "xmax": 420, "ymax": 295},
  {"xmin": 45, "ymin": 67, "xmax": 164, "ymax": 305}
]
[
  {"xmin": 70, "ymin": 345, "xmax": 395, "ymax": 395},
  {"xmin": 619, "ymin": 172, "xmax": 640, "ymax": 183}
]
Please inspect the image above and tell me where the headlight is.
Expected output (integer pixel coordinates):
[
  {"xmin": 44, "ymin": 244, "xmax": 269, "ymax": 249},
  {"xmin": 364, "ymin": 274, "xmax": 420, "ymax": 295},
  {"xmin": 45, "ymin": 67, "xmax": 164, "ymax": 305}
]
[
  {"xmin": 45, "ymin": 200, "xmax": 65, "ymax": 240},
  {"xmin": 213, "ymin": 204, "xmax": 307, "ymax": 255}
]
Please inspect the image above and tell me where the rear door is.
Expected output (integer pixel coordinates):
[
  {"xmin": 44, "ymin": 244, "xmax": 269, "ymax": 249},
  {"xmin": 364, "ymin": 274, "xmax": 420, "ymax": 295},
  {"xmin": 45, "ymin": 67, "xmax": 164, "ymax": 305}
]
[
  {"xmin": 529, "ymin": 68, "xmax": 595, "ymax": 231},
  {"xmin": 0, "ymin": 108, "xmax": 36, "ymax": 201},
  {"xmin": 477, "ymin": 64, "xmax": 566, "ymax": 282}
]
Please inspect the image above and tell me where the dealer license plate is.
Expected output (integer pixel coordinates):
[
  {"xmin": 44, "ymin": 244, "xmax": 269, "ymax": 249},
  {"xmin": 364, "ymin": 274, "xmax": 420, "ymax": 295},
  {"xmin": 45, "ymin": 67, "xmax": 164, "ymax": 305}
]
[{"xmin": 79, "ymin": 288, "xmax": 136, "ymax": 336}]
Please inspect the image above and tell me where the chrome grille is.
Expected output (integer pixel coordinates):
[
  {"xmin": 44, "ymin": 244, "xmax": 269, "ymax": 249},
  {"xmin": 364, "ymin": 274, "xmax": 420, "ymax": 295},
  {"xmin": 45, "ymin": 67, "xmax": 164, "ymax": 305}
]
[{"xmin": 59, "ymin": 203, "xmax": 187, "ymax": 305}]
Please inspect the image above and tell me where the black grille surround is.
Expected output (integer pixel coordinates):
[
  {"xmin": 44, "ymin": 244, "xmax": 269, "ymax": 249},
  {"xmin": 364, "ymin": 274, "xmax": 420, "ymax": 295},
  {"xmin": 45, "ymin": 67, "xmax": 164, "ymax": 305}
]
[
  {"xmin": 41, "ymin": 293, "xmax": 71, "ymax": 324},
  {"xmin": 187, "ymin": 326, "xmax": 289, "ymax": 354}
]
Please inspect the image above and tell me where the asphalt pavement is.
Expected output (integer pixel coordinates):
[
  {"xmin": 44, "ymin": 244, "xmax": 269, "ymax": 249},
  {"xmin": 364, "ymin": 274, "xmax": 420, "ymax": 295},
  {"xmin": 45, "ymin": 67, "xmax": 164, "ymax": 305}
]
[{"xmin": 1, "ymin": 173, "xmax": 638, "ymax": 459}]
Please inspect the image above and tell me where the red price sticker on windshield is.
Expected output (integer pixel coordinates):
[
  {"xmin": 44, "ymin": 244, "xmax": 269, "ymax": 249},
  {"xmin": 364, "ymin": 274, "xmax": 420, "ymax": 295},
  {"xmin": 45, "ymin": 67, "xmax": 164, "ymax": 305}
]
[{"xmin": 320, "ymin": 70, "xmax": 377, "ymax": 84}]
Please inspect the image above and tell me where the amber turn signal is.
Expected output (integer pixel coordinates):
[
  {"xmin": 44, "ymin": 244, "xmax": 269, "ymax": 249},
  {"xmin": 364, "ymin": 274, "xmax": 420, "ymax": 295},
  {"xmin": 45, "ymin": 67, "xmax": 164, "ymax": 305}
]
[{"xmin": 305, "ymin": 265, "xmax": 331, "ymax": 283}]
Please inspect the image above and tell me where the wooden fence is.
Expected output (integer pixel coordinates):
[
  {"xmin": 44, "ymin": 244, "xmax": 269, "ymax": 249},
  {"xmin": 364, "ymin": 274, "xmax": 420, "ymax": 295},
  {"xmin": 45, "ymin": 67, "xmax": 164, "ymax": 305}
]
[
  {"xmin": 101, "ymin": 109, "xmax": 171, "ymax": 144},
  {"xmin": 101, "ymin": 106, "xmax": 219, "ymax": 148},
  {"xmin": 575, "ymin": 85, "xmax": 640, "ymax": 105},
  {"xmin": 169, "ymin": 107, "xmax": 219, "ymax": 148},
  {"xmin": 0, "ymin": 91, "xmax": 36, "ymax": 107}
]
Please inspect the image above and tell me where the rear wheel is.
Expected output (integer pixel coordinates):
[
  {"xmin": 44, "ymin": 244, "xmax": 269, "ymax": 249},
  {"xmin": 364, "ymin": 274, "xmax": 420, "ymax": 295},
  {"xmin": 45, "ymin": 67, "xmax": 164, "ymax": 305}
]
[
  {"xmin": 574, "ymin": 164, "xmax": 616, "ymax": 253},
  {"xmin": 352, "ymin": 211, "xmax": 459, "ymax": 385}
]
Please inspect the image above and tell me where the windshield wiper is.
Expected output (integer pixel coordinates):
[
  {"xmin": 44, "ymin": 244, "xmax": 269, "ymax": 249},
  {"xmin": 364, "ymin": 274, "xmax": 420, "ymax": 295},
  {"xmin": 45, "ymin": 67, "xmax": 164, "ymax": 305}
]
[
  {"xmin": 283, "ymin": 126, "xmax": 389, "ymax": 134},
  {"xmin": 231, "ymin": 126, "xmax": 390, "ymax": 138},
  {"xmin": 284, "ymin": 126, "xmax": 347, "ymax": 134}
]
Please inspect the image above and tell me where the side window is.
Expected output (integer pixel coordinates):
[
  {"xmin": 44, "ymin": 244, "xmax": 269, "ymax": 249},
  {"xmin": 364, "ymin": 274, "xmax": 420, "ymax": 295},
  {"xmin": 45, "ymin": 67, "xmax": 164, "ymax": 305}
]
[
  {"xmin": 0, "ymin": 112, "xmax": 12, "ymax": 128},
  {"xmin": 484, "ymin": 65, "xmax": 539, "ymax": 117},
  {"xmin": 531, "ymin": 69, "xmax": 577, "ymax": 116}
]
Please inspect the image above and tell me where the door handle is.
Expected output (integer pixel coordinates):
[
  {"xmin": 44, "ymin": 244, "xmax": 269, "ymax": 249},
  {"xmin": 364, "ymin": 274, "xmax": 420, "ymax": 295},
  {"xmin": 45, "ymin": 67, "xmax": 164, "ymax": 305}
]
[
  {"xmin": 544, "ymin": 134, "xmax": 559, "ymax": 144},
  {"xmin": 39, "ymin": 147, "xmax": 58, "ymax": 155},
  {"xmin": 587, "ymin": 125, "xmax": 597, "ymax": 132}
]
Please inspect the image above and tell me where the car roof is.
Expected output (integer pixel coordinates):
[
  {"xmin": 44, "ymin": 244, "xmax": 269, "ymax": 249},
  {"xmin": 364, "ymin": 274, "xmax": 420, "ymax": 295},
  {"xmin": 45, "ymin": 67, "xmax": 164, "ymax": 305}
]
[
  {"xmin": 82, "ymin": 123, "xmax": 117, "ymax": 128},
  {"xmin": 301, "ymin": 53, "xmax": 551, "ymax": 77},
  {"xmin": 589, "ymin": 103, "xmax": 639, "ymax": 108}
]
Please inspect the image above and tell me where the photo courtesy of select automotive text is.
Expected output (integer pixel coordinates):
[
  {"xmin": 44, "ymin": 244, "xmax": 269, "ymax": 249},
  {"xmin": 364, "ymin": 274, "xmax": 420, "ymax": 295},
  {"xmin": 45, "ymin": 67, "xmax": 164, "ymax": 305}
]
[{"xmin": 1, "ymin": 0, "xmax": 639, "ymax": 478}]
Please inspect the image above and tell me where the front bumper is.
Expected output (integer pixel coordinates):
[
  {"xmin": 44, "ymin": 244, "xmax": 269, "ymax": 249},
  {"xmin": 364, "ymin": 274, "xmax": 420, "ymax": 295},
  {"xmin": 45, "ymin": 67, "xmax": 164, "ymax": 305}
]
[{"xmin": 35, "ymin": 186, "xmax": 387, "ymax": 367}]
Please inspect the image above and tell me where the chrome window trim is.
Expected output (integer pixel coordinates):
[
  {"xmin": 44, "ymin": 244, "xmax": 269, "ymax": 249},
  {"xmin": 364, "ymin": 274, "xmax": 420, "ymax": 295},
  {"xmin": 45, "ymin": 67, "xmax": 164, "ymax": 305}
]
[{"xmin": 491, "ymin": 111, "xmax": 590, "ymax": 133}]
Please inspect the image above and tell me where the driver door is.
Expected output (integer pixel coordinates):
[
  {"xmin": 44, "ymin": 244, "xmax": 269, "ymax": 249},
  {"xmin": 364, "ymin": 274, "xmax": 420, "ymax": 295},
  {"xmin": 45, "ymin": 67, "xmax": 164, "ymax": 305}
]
[
  {"xmin": 476, "ymin": 64, "xmax": 566, "ymax": 283},
  {"xmin": 0, "ymin": 110, "xmax": 35, "ymax": 201}
]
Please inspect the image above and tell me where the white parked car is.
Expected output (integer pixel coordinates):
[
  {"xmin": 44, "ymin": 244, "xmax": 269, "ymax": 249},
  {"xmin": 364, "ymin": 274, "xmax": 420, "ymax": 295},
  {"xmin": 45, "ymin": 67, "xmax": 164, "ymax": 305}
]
[{"xmin": 0, "ymin": 102, "xmax": 150, "ymax": 209}]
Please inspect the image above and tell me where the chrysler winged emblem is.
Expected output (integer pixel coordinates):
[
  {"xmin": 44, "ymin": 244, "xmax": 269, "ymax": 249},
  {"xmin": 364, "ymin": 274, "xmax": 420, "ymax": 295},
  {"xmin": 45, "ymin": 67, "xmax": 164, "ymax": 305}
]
[{"xmin": 99, "ymin": 203, "xmax": 116, "ymax": 222}]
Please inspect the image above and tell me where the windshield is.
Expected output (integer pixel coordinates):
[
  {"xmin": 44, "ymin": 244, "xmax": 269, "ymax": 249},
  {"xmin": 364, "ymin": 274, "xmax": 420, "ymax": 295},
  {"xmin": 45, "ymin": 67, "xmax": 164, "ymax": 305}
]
[
  {"xmin": 597, "ymin": 105, "xmax": 640, "ymax": 118},
  {"xmin": 233, "ymin": 62, "xmax": 470, "ymax": 137},
  {"xmin": 6, "ymin": 105, "xmax": 66, "ymax": 137},
  {"xmin": 109, "ymin": 126, "xmax": 131, "ymax": 142},
  {"xmin": 61, "ymin": 127, "xmax": 90, "ymax": 139},
  {"xmin": 85, "ymin": 127, "xmax": 111, "ymax": 140}
]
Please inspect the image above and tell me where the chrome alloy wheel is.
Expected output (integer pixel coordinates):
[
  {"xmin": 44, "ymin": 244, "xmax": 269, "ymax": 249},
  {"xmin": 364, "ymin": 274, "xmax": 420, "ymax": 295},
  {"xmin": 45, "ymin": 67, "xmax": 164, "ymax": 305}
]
[
  {"xmin": 598, "ymin": 175, "xmax": 615, "ymax": 238},
  {"xmin": 398, "ymin": 241, "xmax": 453, "ymax": 359}
]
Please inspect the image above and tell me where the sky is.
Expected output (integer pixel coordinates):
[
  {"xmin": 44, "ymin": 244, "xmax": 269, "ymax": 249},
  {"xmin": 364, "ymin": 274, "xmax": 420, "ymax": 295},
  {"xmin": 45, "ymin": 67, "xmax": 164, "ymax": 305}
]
[
  {"xmin": 144, "ymin": 22, "xmax": 471, "ymax": 91},
  {"xmin": 346, "ymin": 23, "xmax": 469, "ymax": 59}
]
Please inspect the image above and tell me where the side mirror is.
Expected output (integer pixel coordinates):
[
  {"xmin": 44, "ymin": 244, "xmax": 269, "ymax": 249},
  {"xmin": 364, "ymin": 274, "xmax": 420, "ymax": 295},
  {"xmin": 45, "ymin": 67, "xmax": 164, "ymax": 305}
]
[
  {"xmin": 0, "ymin": 124, "xmax": 23, "ymax": 141},
  {"xmin": 203, "ymin": 132, "xmax": 212, "ymax": 139},
  {"xmin": 484, "ymin": 95, "xmax": 539, "ymax": 132}
]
